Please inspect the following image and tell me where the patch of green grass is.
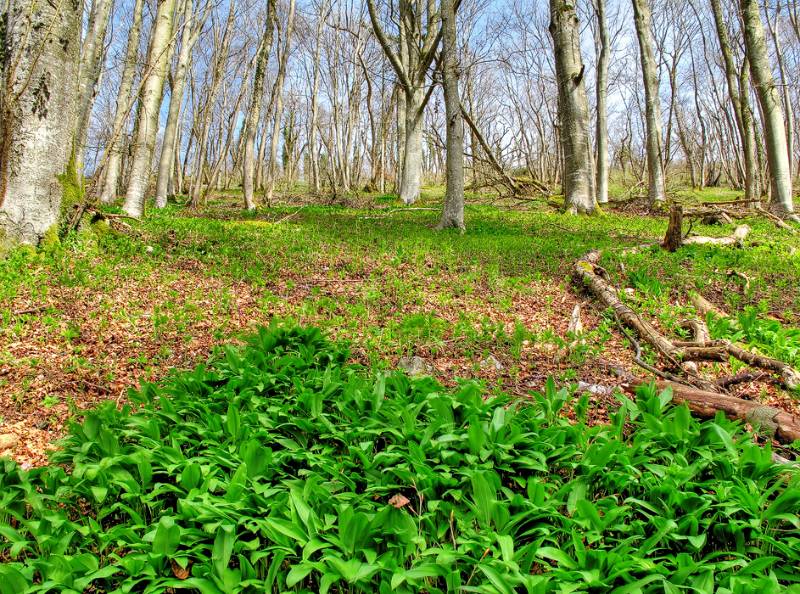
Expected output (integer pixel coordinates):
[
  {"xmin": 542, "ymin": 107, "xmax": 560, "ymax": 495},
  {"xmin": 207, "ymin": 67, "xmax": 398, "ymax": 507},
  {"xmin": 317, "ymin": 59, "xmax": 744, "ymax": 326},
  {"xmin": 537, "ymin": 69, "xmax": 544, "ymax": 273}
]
[
  {"xmin": 1, "ymin": 325, "xmax": 798, "ymax": 592},
  {"xmin": 708, "ymin": 306, "xmax": 800, "ymax": 371},
  {"xmin": 2, "ymin": 192, "xmax": 799, "ymax": 418}
]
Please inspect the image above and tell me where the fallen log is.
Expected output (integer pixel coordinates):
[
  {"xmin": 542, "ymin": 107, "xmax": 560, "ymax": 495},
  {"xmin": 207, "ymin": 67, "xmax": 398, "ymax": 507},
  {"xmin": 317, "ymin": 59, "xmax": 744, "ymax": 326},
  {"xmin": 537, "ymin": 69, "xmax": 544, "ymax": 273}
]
[
  {"xmin": 624, "ymin": 379, "xmax": 800, "ymax": 443},
  {"xmin": 678, "ymin": 340, "xmax": 800, "ymax": 391},
  {"xmin": 683, "ymin": 224, "xmax": 750, "ymax": 246},
  {"xmin": 575, "ymin": 252, "xmax": 681, "ymax": 362},
  {"xmin": 575, "ymin": 253, "xmax": 800, "ymax": 390},
  {"xmin": 689, "ymin": 292, "xmax": 728, "ymax": 319},
  {"xmin": 755, "ymin": 206, "xmax": 798, "ymax": 233}
]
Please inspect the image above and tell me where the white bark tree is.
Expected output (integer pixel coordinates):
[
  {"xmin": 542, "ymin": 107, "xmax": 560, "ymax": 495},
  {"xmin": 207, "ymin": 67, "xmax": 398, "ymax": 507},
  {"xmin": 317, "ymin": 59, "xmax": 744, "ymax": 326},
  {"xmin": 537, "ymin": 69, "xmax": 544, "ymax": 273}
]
[
  {"xmin": 437, "ymin": 0, "xmax": 465, "ymax": 230},
  {"xmin": 123, "ymin": 0, "xmax": 178, "ymax": 217},
  {"xmin": 549, "ymin": 0, "xmax": 595, "ymax": 214},
  {"xmin": 592, "ymin": 0, "xmax": 610, "ymax": 205},
  {"xmin": 154, "ymin": 0, "xmax": 208, "ymax": 208},
  {"xmin": 98, "ymin": 0, "xmax": 145, "ymax": 204},
  {"xmin": 241, "ymin": 0, "xmax": 278, "ymax": 210},
  {"xmin": 74, "ymin": 0, "xmax": 114, "ymax": 166},
  {"xmin": 631, "ymin": 0, "xmax": 666, "ymax": 205},
  {"xmin": 367, "ymin": 0, "xmax": 441, "ymax": 205},
  {"xmin": 741, "ymin": 0, "xmax": 797, "ymax": 219},
  {"xmin": 710, "ymin": 0, "xmax": 759, "ymax": 204},
  {"xmin": 0, "ymin": 0, "xmax": 83, "ymax": 245}
]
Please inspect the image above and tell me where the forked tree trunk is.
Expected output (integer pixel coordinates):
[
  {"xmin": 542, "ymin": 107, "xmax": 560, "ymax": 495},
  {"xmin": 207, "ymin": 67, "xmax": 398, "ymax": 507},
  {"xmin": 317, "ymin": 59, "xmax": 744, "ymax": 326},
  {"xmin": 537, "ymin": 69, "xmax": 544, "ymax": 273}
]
[
  {"xmin": 631, "ymin": 0, "xmax": 666, "ymax": 205},
  {"xmin": 437, "ymin": 0, "xmax": 465, "ymax": 231},
  {"xmin": 366, "ymin": 0, "xmax": 440, "ymax": 206},
  {"xmin": 123, "ymin": 0, "xmax": 178, "ymax": 217},
  {"xmin": 549, "ymin": 0, "xmax": 595, "ymax": 214},
  {"xmin": 99, "ymin": 0, "xmax": 145, "ymax": 204},
  {"xmin": 0, "ymin": 0, "xmax": 82, "ymax": 245},
  {"xmin": 741, "ymin": 0, "xmax": 797, "ymax": 220}
]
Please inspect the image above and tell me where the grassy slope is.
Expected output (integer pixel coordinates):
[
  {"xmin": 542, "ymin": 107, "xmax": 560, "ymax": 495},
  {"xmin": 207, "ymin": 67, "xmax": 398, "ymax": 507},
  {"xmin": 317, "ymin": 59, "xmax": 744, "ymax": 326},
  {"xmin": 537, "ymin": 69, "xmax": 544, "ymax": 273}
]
[{"xmin": 1, "ymin": 192, "xmax": 799, "ymax": 464}]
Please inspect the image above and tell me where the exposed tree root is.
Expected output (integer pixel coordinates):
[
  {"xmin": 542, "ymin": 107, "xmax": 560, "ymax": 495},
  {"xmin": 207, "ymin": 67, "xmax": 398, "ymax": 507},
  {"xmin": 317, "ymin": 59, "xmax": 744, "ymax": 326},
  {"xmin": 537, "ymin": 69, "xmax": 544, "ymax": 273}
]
[{"xmin": 574, "ymin": 252, "xmax": 800, "ymax": 442}]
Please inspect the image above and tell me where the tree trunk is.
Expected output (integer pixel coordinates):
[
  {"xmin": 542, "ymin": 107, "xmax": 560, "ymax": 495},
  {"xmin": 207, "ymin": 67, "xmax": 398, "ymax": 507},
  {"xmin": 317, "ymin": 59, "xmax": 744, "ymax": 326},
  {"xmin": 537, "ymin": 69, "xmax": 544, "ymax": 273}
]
[
  {"xmin": 154, "ymin": 0, "xmax": 203, "ymax": 209},
  {"xmin": 98, "ymin": 0, "xmax": 145, "ymax": 204},
  {"xmin": 242, "ymin": 0, "xmax": 277, "ymax": 210},
  {"xmin": 593, "ymin": 0, "xmax": 610, "ymax": 205},
  {"xmin": 74, "ymin": 0, "xmax": 114, "ymax": 167},
  {"xmin": 741, "ymin": 0, "xmax": 796, "ymax": 219},
  {"xmin": 631, "ymin": 0, "xmax": 666, "ymax": 205},
  {"xmin": 710, "ymin": 0, "xmax": 760, "ymax": 205},
  {"xmin": 549, "ymin": 0, "xmax": 595, "ymax": 214},
  {"xmin": 123, "ymin": 0, "xmax": 177, "ymax": 218},
  {"xmin": 0, "ymin": 0, "xmax": 82, "ymax": 245},
  {"xmin": 307, "ymin": 0, "xmax": 327, "ymax": 194},
  {"xmin": 662, "ymin": 205, "xmax": 683, "ymax": 252},
  {"xmin": 437, "ymin": 0, "xmax": 465, "ymax": 231},
  {"xmin": 264, "ymin": 0, "xmax": 296, "ymax": 206},
  {"xmin": 399, "ymin": 87, "xmax": 425, "ymax": 205}
]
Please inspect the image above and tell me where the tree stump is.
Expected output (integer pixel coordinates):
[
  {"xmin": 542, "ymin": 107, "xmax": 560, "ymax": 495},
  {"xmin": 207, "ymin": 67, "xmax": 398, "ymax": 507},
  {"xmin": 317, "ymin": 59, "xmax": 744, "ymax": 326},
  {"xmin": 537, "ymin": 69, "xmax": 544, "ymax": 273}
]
[{"xmin": 662, "ymin": 205, "xmax": 683, "ymax": 252}]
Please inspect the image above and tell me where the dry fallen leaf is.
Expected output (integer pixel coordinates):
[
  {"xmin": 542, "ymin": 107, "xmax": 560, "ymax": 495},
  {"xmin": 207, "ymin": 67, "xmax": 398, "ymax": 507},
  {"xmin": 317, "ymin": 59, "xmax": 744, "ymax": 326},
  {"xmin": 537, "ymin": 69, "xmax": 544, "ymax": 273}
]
[
  {"xmin": 171, "ymin": 559, "xmax": 190, "ymax": 580},
  {"xmin": 389, "ymin": 494, "xmax": 410, "ymax": 509},
  {"xmin": 0, "ymin": 433, "xmax": 18, "ymax": 450}
]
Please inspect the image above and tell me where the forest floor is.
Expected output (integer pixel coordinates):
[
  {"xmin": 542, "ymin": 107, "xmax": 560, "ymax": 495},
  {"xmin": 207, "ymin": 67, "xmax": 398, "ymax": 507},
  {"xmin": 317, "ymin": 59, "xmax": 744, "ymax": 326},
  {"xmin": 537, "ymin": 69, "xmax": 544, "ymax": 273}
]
[{"xmin": 1, "ymin": 188, "xmax": 799, "ymax": 466}]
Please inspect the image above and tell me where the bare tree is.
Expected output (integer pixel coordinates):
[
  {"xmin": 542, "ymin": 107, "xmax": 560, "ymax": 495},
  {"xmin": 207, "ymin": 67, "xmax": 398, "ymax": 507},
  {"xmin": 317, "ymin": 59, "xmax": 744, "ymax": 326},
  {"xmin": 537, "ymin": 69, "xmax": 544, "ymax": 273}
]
[
  {"xmin": 709, "ymin": 0, "xmax": 759, "ymax": 203},
  {"xmin": 264, "ymin": 0, "xmax": 297, "ymax": 205},
  {"xmin": 592, "ymin": 0, "xmax": 610, "ymax": 205},
  {"xmin": 631, "ymin": 0, "xmax": 666, "ymax": 205},
  {"xmin": 367, "ymin": 0, "xmax": 441, "ymax": 204},
  {"xmin": 741, "ymin": 0, "xmax": 796, "ymax": 219},
  {"xmin": 98, "ymin": 0, "xmax": 145, "ymax": 204},
  {"xmin": 154, "ymin": 0, "xmax": 208, "ymax": 208},
  {"xmin": 74, "ymin": 0, "xmax": 114, "ymax": 166},
  {"xmin": 123, "ymin": 0, "xmax": 178, "ymax": 217},
  {"xmin": 550, "ymin": 0, "xmax": 595, "ymax": 214},
  {"xmin": 241, "ymin": 0, "xmax": 278, "ymax": 210},
  {"xmin": 437, "ymin": 0, "xmax": 465, "ymax": 230}
]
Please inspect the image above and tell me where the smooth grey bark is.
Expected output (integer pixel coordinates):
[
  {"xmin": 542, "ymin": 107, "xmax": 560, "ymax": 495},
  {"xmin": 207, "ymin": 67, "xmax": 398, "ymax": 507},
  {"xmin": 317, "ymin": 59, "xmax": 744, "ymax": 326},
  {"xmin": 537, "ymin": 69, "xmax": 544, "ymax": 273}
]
[
  {"xmin": 367, "ymin": 0, "xmax": 441, "ymax": 205},
  {"xmin": 631, "ymin": 0, "xmax": 666, "ymax": 205},
  {"xmin": 242, "ymin": 0, "xmax": 277, "ymax": 210},
  {"xmin": 741, "ymin": 0, "xmax": 796, "ymax": 219},
  {"xmin": 264, "ymin": 0, "xmax": 296, "ymax": 206},
  {"xmin": 307, "ymin": 0, "xmax": 328, "ymax": 194},
  {"xmin": 99, "ymin": 0, "xmax": 145, "ymax": 204},
  {"xmin": 550, "ymin": 0, "xmax": 595, "ymax": 214},
  {"xmin": 0, "ymin": 0, "xmax": 82, "ymax": 245},
  {"xmin": 189, "ymin": 0, "xmax": 235, "ymax": 206},
  {"xmin": 74, "ymin": 0, "xmax": 114, "ymax": 166},
  {"xmin": 592, "ymin": 0, "xmax": 610, "ymax": 205},
  {"xmin": 710, "ymin": 0, "xmax": 759, "ymax": 203},
  {"xmin": 154, "ymin": 0, "xmax": 205, "ymax": 208},
  {"xmin": 766, "ymin": 3, "xmax": 794, "ymax": 179},
  {"xmin": 437, "ymin": 0, "xmax": 465, "ymax": 230},
  {"xmin": 123, "ymin": 0, "xmax": 178, "ymax": 217}
]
